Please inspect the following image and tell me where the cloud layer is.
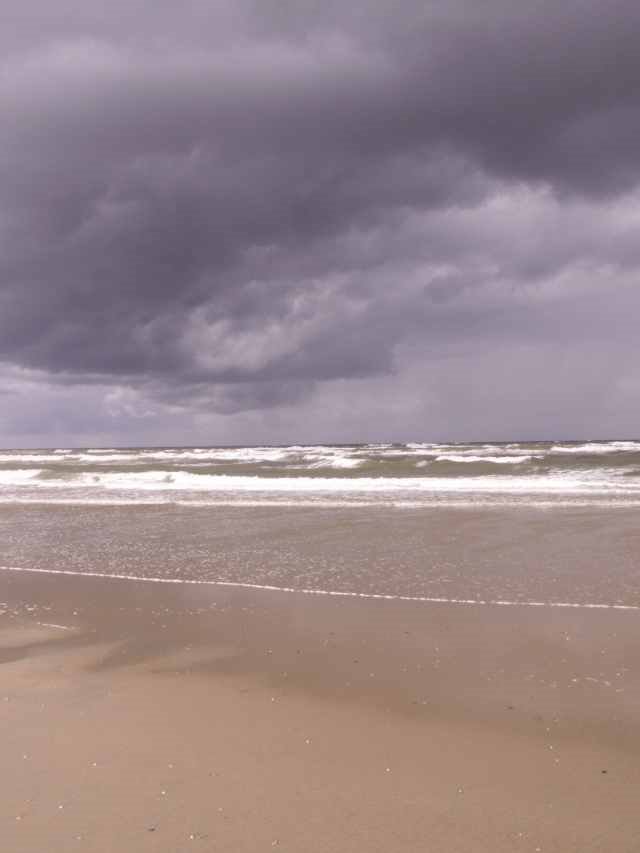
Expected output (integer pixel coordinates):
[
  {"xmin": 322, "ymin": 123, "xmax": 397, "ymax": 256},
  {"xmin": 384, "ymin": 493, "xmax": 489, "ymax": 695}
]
[{"xmin": 2, "ymin": 0, "xmax": 640, "ymax": 444}]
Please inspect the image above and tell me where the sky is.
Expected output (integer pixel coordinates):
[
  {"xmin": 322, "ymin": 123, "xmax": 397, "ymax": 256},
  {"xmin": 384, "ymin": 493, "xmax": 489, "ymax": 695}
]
[{"xmin": 2, "ymin": 0, "xmax": 640, "ymax": 447}]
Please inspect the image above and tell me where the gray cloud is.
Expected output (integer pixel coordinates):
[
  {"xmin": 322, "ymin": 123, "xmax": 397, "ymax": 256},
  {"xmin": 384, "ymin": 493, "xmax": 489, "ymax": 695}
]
[{"xmin": 1, "ymin": 0, "xmax": 640, "ymax": 442}]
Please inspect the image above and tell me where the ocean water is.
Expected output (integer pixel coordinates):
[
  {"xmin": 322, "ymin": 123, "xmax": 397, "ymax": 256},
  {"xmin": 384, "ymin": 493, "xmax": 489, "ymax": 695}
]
[
  {"xmin": 2, "ymin": 441, "xmax": 639, "ymax": 606},
  {"xmin": 0, "ymin": 440, "xmax": 640, "ymax": 507}
]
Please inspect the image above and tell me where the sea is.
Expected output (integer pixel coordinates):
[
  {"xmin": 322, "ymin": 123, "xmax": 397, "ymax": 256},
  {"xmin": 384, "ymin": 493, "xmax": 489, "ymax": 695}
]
[
  {"xmin": 1, "ymin": 441, "xmax": 639, "ymax": 607},
  {"xmin": 1, "ymin": 440, "xmax": 640, "ymax": 508}
]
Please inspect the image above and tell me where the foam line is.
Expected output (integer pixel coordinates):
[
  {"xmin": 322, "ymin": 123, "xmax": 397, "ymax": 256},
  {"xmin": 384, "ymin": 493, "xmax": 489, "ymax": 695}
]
[
  {"xmin": 3, "ymin": 497, "xmax": 640, "ymax": 509},
  {"xmin": 1, "ymin": 565, "xmax": 638, "ymax": 611}
]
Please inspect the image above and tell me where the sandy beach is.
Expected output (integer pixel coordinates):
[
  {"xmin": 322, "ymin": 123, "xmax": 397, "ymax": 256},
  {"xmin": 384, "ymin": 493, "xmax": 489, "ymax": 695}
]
[{"xmin": 2, "ymin": 568, "xmax": 639, "ymax": 852}]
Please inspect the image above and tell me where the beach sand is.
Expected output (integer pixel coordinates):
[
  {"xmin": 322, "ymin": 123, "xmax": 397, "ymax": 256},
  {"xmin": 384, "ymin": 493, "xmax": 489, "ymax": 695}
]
[{"xmin": 1, "ymin": 569, "xmax": 639, "ymax": 852}]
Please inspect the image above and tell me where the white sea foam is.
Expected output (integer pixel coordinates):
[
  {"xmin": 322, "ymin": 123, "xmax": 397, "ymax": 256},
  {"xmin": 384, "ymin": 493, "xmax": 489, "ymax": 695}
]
[
  {"xmin": 74, "ymin": 453, "xmax": 143, "ymax": 463},
  {"xmin": 1, "ymin": 447, "xmax": 309, "ymax": 464},
  {"xmin": 0, "ymin": 469, "xmax": 44, "ymax": 484},
  {"xmin": 0, "ymin": 467, "xmax": 638, "ymax": 495},
  {"xmin": 355, "ymin": 447, "xmax": 418, "ymax": 458},
  {"xmin": 5, "ymin": 442, "xmax": 640, "ymax": 467},
  {"xmin": 0, "ymin": 453, "xmax": 70, "ymax": 463},
  {"xmin": 550, "ymin": 441, "xmax": 640, "ymax": 454},
  {"xmin": 1, "ymin": 443, "xmax": 639, "ymax": 509},
  {"xmin": 3, "ymin": 496, "xmax": 640, "ymax": 509},
  {"xmin": 406, "ymin": 444, "xmax": 537, "ymax": 460},
  {"xmin": 435, "ymin": 454, "xmax": 534, "ymax": 464},
  {"xmin": 145, "ymin": 447, "xmax": 297, "ymax": 463},
  {"xmin": 138, "ymin": 446, "xmax": 370, "ymax": 469},
  {"xmin": 2, "ymin": 565, "xmax": 639, "ymax": 611},
  {"xmin": 307, "ymin": 456, "xmax": 364, "ymax": 469}
]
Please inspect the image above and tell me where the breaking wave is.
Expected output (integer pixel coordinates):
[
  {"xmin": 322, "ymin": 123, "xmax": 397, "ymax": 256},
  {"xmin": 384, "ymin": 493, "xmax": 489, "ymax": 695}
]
[{"xmin": 0, "ymin": 440, "xmax": 639, "ymax": 506}]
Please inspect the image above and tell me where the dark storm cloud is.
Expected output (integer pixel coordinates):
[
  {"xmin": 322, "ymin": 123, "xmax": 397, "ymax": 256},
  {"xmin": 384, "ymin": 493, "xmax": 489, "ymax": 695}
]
[{"xmin": 1, "ymin": 0, "xmax": 640, "ymax": 438}]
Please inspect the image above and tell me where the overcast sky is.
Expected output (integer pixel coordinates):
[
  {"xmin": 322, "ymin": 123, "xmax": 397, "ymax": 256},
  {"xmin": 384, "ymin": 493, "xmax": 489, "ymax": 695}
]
[{"xmin": 2, "ymin": 0, "xmax": 640, "ymax": 446}]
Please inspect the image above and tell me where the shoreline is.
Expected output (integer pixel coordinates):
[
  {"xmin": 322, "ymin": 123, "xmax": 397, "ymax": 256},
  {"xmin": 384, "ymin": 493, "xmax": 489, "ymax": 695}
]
[{"xmin": 4, "ymin": 564, "xmax": 640, "ymax": 611}]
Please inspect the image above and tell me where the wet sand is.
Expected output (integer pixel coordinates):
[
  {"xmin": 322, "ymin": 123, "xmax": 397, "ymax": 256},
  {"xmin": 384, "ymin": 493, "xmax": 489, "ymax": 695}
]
[{"xmin": 2, "ymin": 569, "xmax": 640, "ymax": 852}]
